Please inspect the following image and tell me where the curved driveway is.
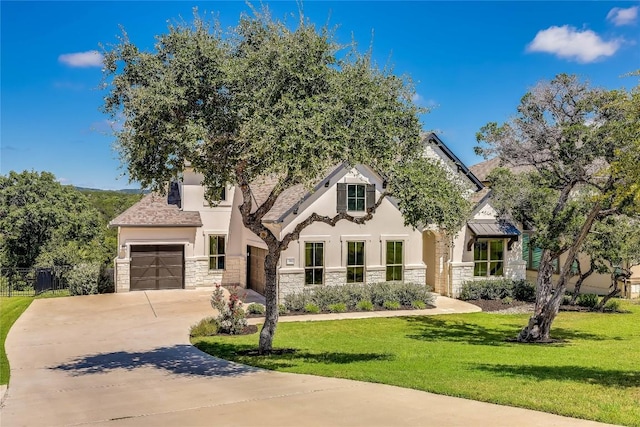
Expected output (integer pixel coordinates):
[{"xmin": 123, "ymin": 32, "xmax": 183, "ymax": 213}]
[{"xmin": 2, "ymin": 290, "xmax": 612, "ymax": 426}]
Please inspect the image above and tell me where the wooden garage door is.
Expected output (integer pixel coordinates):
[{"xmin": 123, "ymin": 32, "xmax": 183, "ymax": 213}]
[
  {"xmin": 130, "ymin": 245, "xmax": 184, "ymax": 291},
  {"xmin": 247, "ymin": 246, "xmax": 267, "ymax": 296}
]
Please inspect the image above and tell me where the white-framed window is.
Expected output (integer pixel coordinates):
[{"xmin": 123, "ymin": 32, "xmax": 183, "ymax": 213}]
[
  {"xmin": 304, "ymin": 242, "xmax": 324, "ymax": 285},
  {"xmin": 386, "ymin": 241, "xmax": 404, "ymax": 281},
  {"xmin": 209, "ymin": 235, "xmax": 226, "ymax": 270},
  {"xmin": 474, "ymin": 239, "xmax": 504, "ymax": 277},
  {"xmin": 346, "ymin": 241, "xmax": 365, "ymax": 283}
]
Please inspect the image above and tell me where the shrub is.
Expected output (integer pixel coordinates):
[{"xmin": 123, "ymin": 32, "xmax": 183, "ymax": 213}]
[
  {"xmin": 356, "ymin": 299, "xmax": 374, "ymax": 311},
  {"xmin": 459, "ymin": 279, "xmax": 536, "ymax": 302},
  {"xmin": 341, "ymin": 283, "xmax": 370, "ymax": 309},
  {"xmin": 603, "ymin": 299, "xmax": 621, "ymax": 312},
  {"xmin": 284, "ymin": 291, "xmax": 310, "ymax": 312},
  {"xmin": 392, "ymin": 282, "xmax": 434, "ymax": 306},
  {"xmin": 304, "ymin": 303, "xmax": 321, "ymax": 314},
  {"xmin": 67, "ymin": 263, "xmax": 101, "ymax": 295},
  {"xmin": 310, "ymin": 285, "xmax": 344, "ymax": 310},
  {"xmin": 190, "ymin": 317, "xmax": 219, "ymax": 337},
  {"xmin": 512, "ymin": 280, "xmax": 536, "ymax": 302},
  {"xmin": 411, "ymin": 300, "xmax": 426, "ymax": 309},
  {"xmin": 247, "ymin": 303, "xmax": 265, "ymax": 315},
  {"xmin": 369, "ymin": 282, "xmax": 396, "ymax": 307},
  {"xmin": 210, "ymin": 285, "xmax": 248, "ymax": 334},
  {"xmin": 383, "ymin": 300, "xmax": 401, "ymax": 310},
  {"xmin": 501, "ymin": 296, "xmax": 514, "ymax": 305},
  {"xmin": 577, "ymin": 293, "xmax": 599, "ymax": 308},
  {"xmin": 278, "ymin": 304, "xmax": 288, "ymax": 315},
  {"xmin": 328, "ymin": 303, "xmax": 347, "ymax": 313}
]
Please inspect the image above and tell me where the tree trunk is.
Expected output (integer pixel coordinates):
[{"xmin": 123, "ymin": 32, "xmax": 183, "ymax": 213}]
[
  {"xmin": 569, "ymin": 262, "xmax": 594, "ymax": 305},
  {"xmin": 518, "ymin": 251, "xmax": 565, "ymax": 342},
  {"xmin": 596, "ymin": 272, "xmax": 622, "ymax": 311},
  {"xmin": 258, "ymin": 250, "xmax": 280, "ymax": 354}
]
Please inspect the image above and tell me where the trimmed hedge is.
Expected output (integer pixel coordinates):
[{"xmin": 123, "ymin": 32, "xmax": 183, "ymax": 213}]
[
  {"xmin": 459, "ymin": 279, "xmax": 536, "ymax": 302},
  {"xmin": 283, "ymin": 282, "xmax": 435, "ymax": 313}
]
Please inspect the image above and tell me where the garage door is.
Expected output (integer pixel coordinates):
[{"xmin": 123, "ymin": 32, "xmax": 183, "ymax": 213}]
[
  {"xmin": 130, "ymin": 245, "xmax": 184, "ymax": 291},
  {"xmin": 247, "ymin": 245, "xmax": 267, "ymax": 296}
]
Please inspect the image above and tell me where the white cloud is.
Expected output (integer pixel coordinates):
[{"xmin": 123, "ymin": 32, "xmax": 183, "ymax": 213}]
[
  {"xmin": 58, "ymin": 50, "xmax": 104, "ymax": 67},
  {"xmin": 526, "ymin": 25, "xmax": 621, "ymax": 63},
  {"xmin": 607, "ymin": 6, "xmax": 638, "ymax": 26}
]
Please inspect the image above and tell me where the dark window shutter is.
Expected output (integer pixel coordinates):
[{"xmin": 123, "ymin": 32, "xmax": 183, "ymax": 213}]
[
  {"xmin": 337, "ymin": 183, "xmax": 347, "ymax": 213},
  {"xmin": 366, "ymin": 184, "xmax": 376, "ymax": 210}
]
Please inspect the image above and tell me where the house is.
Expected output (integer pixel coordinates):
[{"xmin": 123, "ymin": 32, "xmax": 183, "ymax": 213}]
[
  {"xmin": 469, "ymin": 157, "xmax": 640, "ymax": 298},
  {"xmin": 109, "ymin": 134, "xmax": 526, "ymax": 300}
]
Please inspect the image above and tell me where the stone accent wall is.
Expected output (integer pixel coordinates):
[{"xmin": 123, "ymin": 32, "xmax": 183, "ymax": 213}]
[
  {"xmin": 450, "ymin": 261, "xmax": 474, "ymax": 297},
  {"xmin": 221, "ymin": 256, "xmax": 245, "ymax": 287},
  {"xmin": 185, "ymin": 258, "xmax": 208, "ymax": 289},
  {"xmin": 506, "ymin": 260, "xmax": 527, "ymax": 281},
  {"xmin": 115, "ymin": 258, "xmax": 130, "ymax": 292},
  {"xmin": 404, "ymin": 265, "xmax": 426, "ymax": 285},
  {"xmin": 366, "ymin": 267, "xmax": 385, "ymax": 284},
  {"xmin": 324, "ymin": 269, "xmax": 346, "ymax": 287},
  {"xmin": 278, "ymin": 270, "xmax": 305, "ymax": 302}
]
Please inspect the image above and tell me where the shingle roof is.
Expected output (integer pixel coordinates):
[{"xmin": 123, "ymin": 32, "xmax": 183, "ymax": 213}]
[
  {"xmin": 109, "ymin": 193, "xmax": 202, "ymax": 227},
  {"xmin": 251, "ymin": 165, "xmax": 345, "ymax": 223}
]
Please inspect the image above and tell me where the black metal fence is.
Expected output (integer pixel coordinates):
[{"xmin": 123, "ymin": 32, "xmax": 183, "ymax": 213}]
[{"xmin": 0, "ymin": 267, "xmax": 70, "ymax": 297}]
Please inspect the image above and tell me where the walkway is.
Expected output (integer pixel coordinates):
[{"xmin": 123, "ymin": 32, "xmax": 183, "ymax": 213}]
[{"xmin": 1, "ymin": 289, "xmax": 613, "ymax": 426}]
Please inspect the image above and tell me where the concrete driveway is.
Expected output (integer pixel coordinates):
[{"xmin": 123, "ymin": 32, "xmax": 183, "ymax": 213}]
[{"xmin": 1, "ymin": 290, "xmax": 613, "ymax": 426}]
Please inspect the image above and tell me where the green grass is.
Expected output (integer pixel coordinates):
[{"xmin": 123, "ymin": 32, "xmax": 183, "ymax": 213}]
[
  {"xmin": 194, "ymin": 301, "xmax": 640, "ymax": 426},
  {"xmin": 0, "ymin": 297, "xmax": 33, "ymax": 385}
]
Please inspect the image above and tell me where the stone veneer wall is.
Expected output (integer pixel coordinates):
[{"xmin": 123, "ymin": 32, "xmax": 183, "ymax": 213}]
[
  {"xmin": 221, "ymin": 256, "xmax": 245, "ymax": 287},
  {"xmin": 278, "ymin": 265, "xmax": 428, "ymax": 302},
  {"xmin": 450, "ymin": 261, "xmax": 474, "ymax": 298},
  {"xmin": 115, "ymin": 258, "xmax": 130, "ymax": 292},
  {"xmin": 505, "ymin": 260, "xmax": 527, "ymax": 281},
  {"xmin": 405, "ymin": 266, "xmax": 426, "ymax": 285}
]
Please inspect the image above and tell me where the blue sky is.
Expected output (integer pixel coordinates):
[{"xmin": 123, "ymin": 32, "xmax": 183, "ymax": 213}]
[{"xmin": 2, "ymin": 1, "xmax": 639, "ymax": 190}]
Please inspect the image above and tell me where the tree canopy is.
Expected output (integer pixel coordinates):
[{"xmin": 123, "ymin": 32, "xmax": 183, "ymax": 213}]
[
  {"xmin": 102, "ymin": 9, "xmax": 471, "ymax": 352},
  {"xmin": 477, "ymin": 73, "xmax": 640, "ymax": 342},
  {"xmin": 0, "ymin": 171, "xmax": 108, "ymax": 269}
]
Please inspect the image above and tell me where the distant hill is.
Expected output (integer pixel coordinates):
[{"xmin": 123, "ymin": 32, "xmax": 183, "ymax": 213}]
[{"xmin": 73, "ymin": 186, "xmax": 150, "ymax": 194}]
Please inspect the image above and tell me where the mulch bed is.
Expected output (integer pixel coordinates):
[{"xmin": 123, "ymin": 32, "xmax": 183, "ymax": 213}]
[{"xmin": 216, "ymin": 325, "xmax": 259, "ymax": 336}]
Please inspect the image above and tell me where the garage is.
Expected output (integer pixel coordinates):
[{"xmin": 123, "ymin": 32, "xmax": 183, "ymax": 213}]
[
  {"xmin": 130, "ymin": 245, "xmax": 184, "ymax": 291},
  {"xmin": 247, "ymin": 245, "xmax": 267, "ymax": 295}
]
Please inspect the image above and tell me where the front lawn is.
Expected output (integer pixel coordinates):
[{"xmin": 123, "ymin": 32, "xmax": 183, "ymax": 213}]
[
  {"xmin": 0, "ymin": 297, "xmax": 33, "ymax": 385},
  {"xmin": 194, "ymin": 301, "xmax": 640, "ymax": 426}
]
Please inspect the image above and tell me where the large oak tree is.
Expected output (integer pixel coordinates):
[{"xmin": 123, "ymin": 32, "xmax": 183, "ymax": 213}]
[
  {"xmin": 476, "ymin": 73, "xmax": 640, "ymax": 342},
  {"xmin": 102, "ymin": 10, "xmax": 470, "ymax": 353}
]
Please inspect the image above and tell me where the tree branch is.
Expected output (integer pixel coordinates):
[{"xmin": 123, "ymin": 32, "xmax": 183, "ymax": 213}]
[{"xmin": 280, "ymin": 191, "xmax": 389, "ymax": 251}]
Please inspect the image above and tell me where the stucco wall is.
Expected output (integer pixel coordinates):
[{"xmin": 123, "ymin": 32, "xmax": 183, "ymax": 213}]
[{"xmin": 275, "ymin": 166, "xmax": 426, "ymax": 297}]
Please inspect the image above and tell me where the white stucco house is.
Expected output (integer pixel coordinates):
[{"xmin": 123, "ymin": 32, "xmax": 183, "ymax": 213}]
[{"xmin": 109, "ymin": 133, "xmax": 526, "ymax": 300}]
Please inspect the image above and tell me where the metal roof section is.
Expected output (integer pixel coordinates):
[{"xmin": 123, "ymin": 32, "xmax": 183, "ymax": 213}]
[{"xmin": 467, "ymin": 219, "xmax": 521, "ymax": 237}]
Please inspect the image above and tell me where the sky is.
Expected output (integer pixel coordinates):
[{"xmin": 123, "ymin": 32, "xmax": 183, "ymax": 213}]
[{"xmin": 1, "ymin": 1, "xmax": 639, "ymax": 190}]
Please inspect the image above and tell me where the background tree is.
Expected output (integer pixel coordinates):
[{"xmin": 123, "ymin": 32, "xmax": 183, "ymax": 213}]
[
  {"xmin": 0, "ymin": 171, "xmax": 108, "ymax": 269},
  {"xmin": 577, "ymin": 216, "xmax": 640, "ymax": 309},
  {"xmin": 102, "ymin": 9, "xmax": 470, "ymax": 353},
  {"xmin": 477, "ymin": 73, "xmax": 640, "ymax": 342}
]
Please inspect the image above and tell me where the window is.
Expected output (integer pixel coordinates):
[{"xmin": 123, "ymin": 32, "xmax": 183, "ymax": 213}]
[
  {"xmin": 337, "ymin": 183, "xmax": 375, "ymax": 213},
  {"xmin": 305, "ymin": 242, "xmax": 324, "ymax": 285},
  {"xmin": 347, "ymin": 241, "xmax": 365, "ymax": 283},
  {"xmin": 386, "ymin": 241, "xmax": 403, "ymax": 281},
  {"xmin": 522, "ymin": 233, "xmax": 577, "ymax": 274},
  {"xmin": 209, "ymin": 236, "xmax": 225, "ymax": 270},
  {"xmin": 347, "ymin": 184, "xmax": 366, "ymax": 211},
  {"xmin": 474, "ymin": 239, "xmax": 504, "ymax": 277}
]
